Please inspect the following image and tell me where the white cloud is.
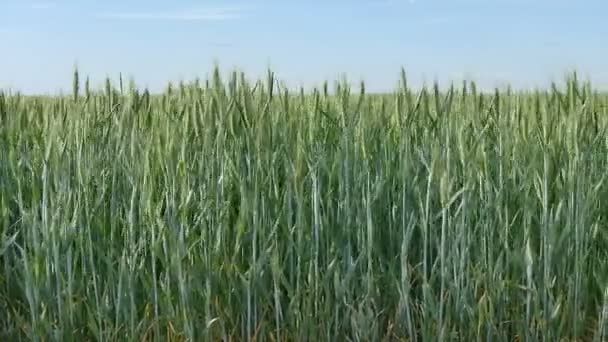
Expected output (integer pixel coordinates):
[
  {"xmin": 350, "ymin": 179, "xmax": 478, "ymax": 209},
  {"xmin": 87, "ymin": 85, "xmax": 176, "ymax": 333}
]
[{"xmin": 98, "ymin": 6, "xmax": 248, "ymax": 22}]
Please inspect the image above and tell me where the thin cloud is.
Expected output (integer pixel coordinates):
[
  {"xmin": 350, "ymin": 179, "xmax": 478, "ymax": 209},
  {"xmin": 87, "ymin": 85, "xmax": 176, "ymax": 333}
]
[
  {"xmin": 375, "ymin": 0, "xmax": 416, "ymax": 5},
  {"xmin": 98, "ymin": 6, "xmax": 249, "ymax": 22},
  {"xmin": 30, "ymin": 2, "xmax": 56, "ymax": 10}
]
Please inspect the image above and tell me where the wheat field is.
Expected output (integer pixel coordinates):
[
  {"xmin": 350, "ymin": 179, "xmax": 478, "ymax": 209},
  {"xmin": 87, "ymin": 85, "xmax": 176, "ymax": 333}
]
[{"xmin": 0, "ymin": 68, "xmax": 607, "ymax": 341}]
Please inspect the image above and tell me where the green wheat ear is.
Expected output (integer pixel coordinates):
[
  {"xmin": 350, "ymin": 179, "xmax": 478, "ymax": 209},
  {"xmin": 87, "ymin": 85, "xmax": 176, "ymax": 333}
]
[
  {"xmin": 84, "ymin": 76, "xmax": 90, "ymax": 102},
  {"xmin": 72, "ymin": 66, "xmax": 79, "ymax": 102}
]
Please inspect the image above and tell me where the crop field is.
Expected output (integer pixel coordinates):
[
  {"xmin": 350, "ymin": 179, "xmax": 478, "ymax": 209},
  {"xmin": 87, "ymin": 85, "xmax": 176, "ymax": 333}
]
[{"xmin": 0, "ymin": 68, "xmax": 607, "ymax": 341}]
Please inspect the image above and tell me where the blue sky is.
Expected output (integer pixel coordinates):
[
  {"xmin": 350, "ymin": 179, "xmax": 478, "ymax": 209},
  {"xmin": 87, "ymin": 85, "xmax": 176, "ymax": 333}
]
[{"xmin": 1, "ymin": 0, "xmax": 607, "ymax": 94}]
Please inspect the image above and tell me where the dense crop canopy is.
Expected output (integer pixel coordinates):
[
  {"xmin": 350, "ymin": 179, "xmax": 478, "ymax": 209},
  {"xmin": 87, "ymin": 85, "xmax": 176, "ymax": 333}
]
[{"xmin": 0, "ymin": 69, "xmax": 607, "ymax": 340}]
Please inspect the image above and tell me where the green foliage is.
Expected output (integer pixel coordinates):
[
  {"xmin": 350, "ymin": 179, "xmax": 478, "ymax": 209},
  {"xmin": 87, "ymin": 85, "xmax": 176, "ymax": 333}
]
[{"xmin": 0, "ymin": 68, "xmax": 607, "ymax": 341}]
